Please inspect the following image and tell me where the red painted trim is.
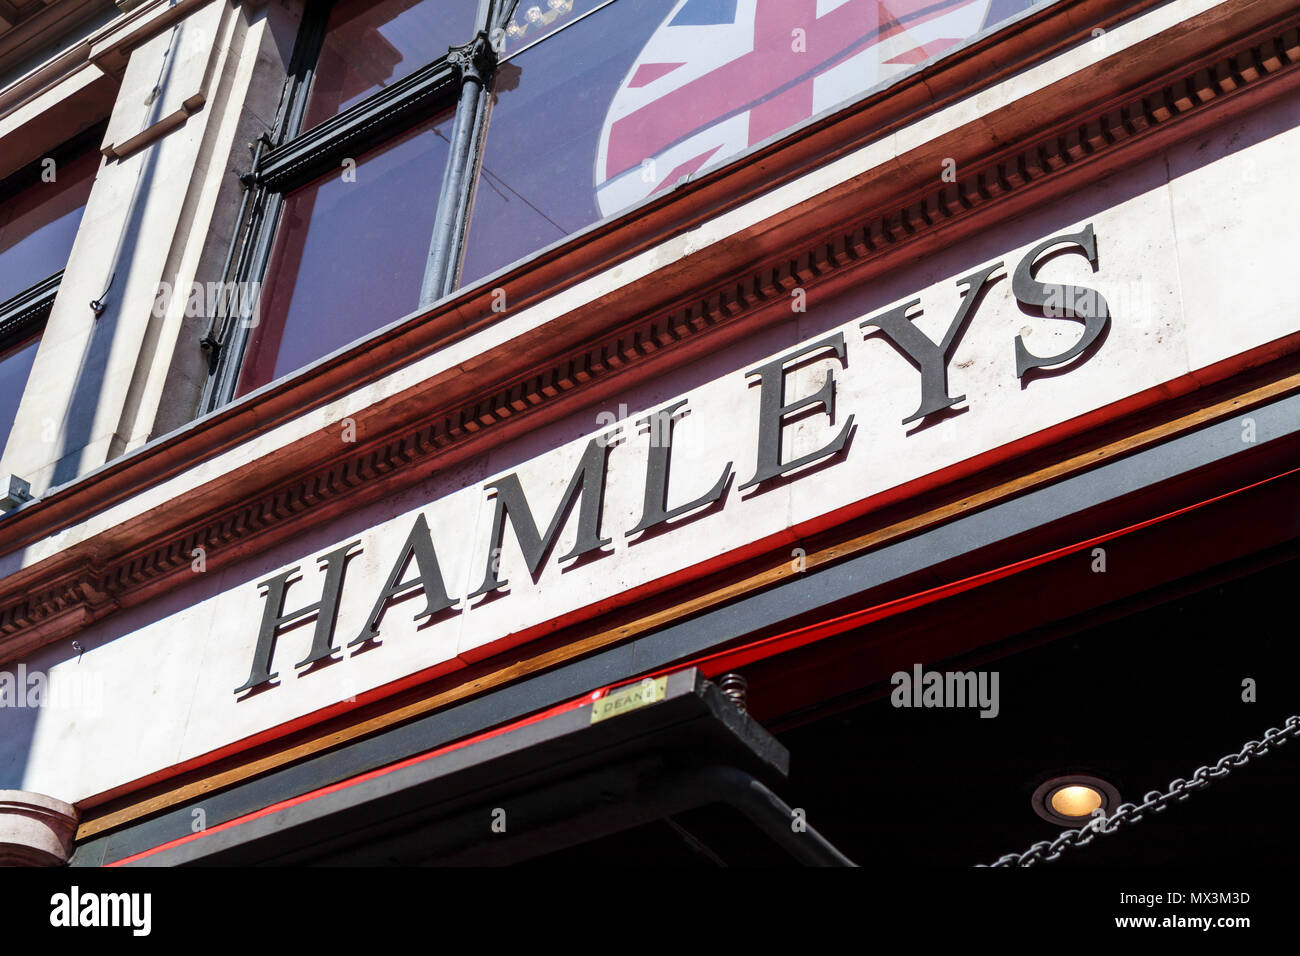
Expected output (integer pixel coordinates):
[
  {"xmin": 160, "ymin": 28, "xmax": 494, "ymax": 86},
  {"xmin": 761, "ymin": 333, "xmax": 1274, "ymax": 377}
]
[
  {"xmin": 665, "ymin": 464, "xmax": 1300, "ymax": 679},
  {"xmin": 106, "ymin": 685, "xmax": 611, "ymax": 866}
]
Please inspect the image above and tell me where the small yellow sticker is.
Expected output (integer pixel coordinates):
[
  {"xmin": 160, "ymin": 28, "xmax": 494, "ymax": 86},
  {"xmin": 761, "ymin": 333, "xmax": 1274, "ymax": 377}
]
[{"xmin": 590, "ymin": 677, "xmax": 668, "ymax": 724}]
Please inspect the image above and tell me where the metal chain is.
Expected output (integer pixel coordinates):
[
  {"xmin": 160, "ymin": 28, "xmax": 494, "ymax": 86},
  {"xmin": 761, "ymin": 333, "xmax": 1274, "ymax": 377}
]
[{"xmin": 979, "ymin": 713, "xmax": 1300, "ymax": 867}]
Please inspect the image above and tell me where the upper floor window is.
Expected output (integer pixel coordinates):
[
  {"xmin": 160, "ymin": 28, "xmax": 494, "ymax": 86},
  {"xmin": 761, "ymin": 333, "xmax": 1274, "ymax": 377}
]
[
  {"xmin": 0, "ymin": 144, "xmax": 97, "ymax": 305},
  {"xmin": 204, "ymin": 0, "xmax": 1045, "ymax": 410},
  {"xmin": 0, "ymin": 333, "xmax": 40, "ymax": 455},
  {"xmin": 237, "ymin": 109, "xmax": 456, "ymax": 394},
  {"xmin": 464, "ymin": 0, "xmax": 1040, "ymax": 282},
  {"xmin": 0, "ymin": 137, "xmax": 100, "ymax": 458},
  {"xmin": 202, "ymin": 0, "xmax": 487, "ymax": 406}
]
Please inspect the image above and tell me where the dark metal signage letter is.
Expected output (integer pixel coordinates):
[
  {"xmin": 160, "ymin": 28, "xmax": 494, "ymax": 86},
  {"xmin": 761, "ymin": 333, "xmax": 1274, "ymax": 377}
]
[
  {"xmin": 860, "ymin": 261, "xmax": 1003, "ymax": 424},
  {"xmin": 470, "ymin": 435, "xmax": 615, "ymax": 597},
  {"xmin": 235, "ymin": 540, "xmax": 360, "ymax": 695},
  {"xmin": 1012, "ymin": 223, "xmax": 1109, "ymax": 378},
  {"xmin": 739, "ymin": 333, "xmax": 854, "ymax": 491},
  {"xmin": 349, "ymin": 513, "xmax": 457, "ymax": 647},
  {"xmin": 628, "ymin": 398, "xmax": 733, "ymax": 535}
]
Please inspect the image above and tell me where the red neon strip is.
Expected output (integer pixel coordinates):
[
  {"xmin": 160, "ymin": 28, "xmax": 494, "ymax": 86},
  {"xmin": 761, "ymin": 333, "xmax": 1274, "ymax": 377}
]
[
  {"xmin": 108, "ymin": 684, "xmax": 610, "ymax": 866},
  {"xmin": 653, "ymin": 463, "xmax": 1300, "ymax": 678},
  {"xmin": 109, "ymin": 464, "xmax": 1300, "ymax": 866}
]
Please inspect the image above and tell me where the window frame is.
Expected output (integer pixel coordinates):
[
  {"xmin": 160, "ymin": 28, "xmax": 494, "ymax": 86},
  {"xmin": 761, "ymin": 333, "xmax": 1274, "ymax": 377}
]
[
  {"xmin": 0, "ymin": 271, "xmax": 60, "ymax": 348},
  {"xmin": 200, "ymin": 0, "xmax": 517, "ymax": 413}
]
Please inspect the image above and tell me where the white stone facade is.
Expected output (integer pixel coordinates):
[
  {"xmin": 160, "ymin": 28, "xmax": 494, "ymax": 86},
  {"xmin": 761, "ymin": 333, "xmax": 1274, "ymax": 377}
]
[{"xmin": 0, "ymin": 0, "xmax": 1297, "ymax": 858}]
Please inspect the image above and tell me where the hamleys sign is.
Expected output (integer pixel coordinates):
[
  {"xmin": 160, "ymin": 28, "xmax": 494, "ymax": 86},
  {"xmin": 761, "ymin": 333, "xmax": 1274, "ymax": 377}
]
[{"xmin": 236, "ymin": 223, "xmax": 1110, "ymax": 696}]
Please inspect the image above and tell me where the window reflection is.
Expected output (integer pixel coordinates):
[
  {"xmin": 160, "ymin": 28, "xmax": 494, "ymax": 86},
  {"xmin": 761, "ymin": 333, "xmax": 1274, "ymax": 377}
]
[
  {"xmin": 302, "ymin": 0, "xmax": 480, "ymax": 130},
  {"xmin": 0, "ymin": 147, "xmax": 98, "ymax": 306},
  {"xmin": 237, "ymin": 111, "xmax": 455, "ymax": 395},
  {"xmin": 497, "ymin": 0, "xmax": 609, "ymax": 57},
  {"xmin": 462, "ymin": 0, "xmax": 1040, "ymax": 285},
  {"xmin": 0, "ymin": 335, "xmax": 40, "ymax": 456},
  {"xmin": 461, "ymin": 0, "xmax": 677, "ymax": 285}
]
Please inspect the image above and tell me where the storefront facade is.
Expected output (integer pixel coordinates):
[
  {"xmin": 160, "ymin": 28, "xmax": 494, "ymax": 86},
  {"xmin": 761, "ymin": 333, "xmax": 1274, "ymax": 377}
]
[{"xmin": 1, "ymin": 0, "xmax": 1298, "ymax": 866}]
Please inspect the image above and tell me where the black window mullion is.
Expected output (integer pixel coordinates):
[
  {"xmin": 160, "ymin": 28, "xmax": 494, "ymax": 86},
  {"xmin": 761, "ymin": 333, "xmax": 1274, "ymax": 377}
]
[
  {"xmin": 272, "ymin": 1, "xmax": 333, "ymax": 152},
  {"xmin": 0, "ymin": 272, "xmax": 61, "ymax": 350},
  {"xmin": 255, "ymin": 57, "xmax": 462, "ymax": 194},
  {"xmin": 422, "ymin": 0, "xmax": 519, "ymax": 302},
  {"xmin": 420, "ymin": 31, "xmax": 495, "ymax": 305},
  {"xmin": 200, "ymin": 0, "xmax": 335, "ymax": 414},
  {"xmin": 200, "ymin": 184, "xmax": 284, "ymax": 412}
]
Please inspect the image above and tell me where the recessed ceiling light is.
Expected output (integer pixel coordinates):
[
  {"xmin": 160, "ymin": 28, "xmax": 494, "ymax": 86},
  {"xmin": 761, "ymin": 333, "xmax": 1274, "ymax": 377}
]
[{"xmin": 1032, "ymin": 774, "xmax": 1121, "ymax": 828}]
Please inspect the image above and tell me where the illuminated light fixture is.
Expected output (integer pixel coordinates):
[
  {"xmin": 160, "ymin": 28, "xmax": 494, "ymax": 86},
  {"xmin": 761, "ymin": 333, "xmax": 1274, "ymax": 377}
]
[{"xmin": 1031, "ymin": 774, "xmax": 1121, "ymax": 828}]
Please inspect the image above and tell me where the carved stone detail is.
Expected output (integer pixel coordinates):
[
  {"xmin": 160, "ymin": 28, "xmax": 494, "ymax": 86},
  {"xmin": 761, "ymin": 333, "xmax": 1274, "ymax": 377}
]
[{"xmin": 0, "ymin": 791, "xmax": 79, "ymax": 867}]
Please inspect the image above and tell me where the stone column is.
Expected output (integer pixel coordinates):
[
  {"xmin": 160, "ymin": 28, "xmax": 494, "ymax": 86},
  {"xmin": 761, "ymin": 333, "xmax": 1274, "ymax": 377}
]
[{"xmin": 0, "ymin": 791, "xmax": 79, "ymax": 866}]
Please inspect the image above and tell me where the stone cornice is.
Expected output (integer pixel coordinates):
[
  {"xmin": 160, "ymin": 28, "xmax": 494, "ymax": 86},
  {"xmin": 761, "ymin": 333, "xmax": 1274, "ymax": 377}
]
[
  {"xmin": 0, "ymin": 0, "xmax": 221, "ymax": 122},
  {"xmin": 0, "ymin": 0, "xmax": 109, "ymax": 81},
  {"xmin": 86, "ymin": 0, "xmax": 216, "ymax": 65},
  {"xmin": 0, "ymin": 1, "xmax": 1297, "ymax": 666}
]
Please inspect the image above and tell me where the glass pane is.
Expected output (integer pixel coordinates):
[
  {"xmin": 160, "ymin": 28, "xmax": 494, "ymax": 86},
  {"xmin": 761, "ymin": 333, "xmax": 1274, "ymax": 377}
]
[
  {"xmin": 0, "ymin": 147, "xmax": 98, "ymax": 305},
  {"xmin": 461, "ymin": 0, "xmax": 1043, "ymax": 285},
  {"xmin": 302, "ymin": 0, "xmax": 481, "ymax": 129},
  {"xmin": 237, "ymin": 111, "xmax": 455, "ymax": 395},
  {"xmin": 0, "ymin": 335, "xmax": 40, "ymax": 456}
]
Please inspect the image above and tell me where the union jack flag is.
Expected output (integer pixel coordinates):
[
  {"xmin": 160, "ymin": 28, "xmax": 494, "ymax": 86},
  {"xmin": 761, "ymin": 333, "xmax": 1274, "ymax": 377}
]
[{"xmin": 595, "ymin": 0, "xmax": 998, "ymax": 216}]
